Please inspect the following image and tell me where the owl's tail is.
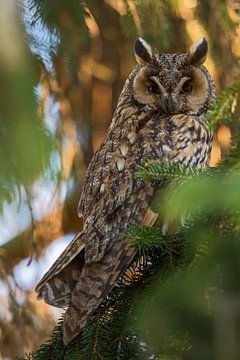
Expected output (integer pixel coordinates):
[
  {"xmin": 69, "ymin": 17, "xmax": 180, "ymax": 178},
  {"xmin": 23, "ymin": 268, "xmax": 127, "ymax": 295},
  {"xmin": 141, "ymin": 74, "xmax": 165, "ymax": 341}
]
[
  {"xmin": 63, "ymin": 236, "xmax": 136, "ymax": 345},
  {"xmin": 35, "ymin": 232, "xmax": 86, "ymax": 308}
]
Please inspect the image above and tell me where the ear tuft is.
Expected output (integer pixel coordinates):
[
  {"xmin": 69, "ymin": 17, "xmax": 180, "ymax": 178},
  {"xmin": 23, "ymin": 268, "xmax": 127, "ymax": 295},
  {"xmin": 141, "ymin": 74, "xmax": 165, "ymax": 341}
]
[
  {"xmin": 188, "ymin": 38, "xmax": 208, "ymax": 66},
  {"xmin": 134, "ymin": 37, "xmax": 153, "ymax": 64}
]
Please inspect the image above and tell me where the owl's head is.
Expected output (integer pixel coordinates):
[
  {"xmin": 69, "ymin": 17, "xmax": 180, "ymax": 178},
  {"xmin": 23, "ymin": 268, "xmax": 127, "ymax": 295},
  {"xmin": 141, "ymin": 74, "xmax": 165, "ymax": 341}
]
[{"xmin": 132, "ymin": 38, "xmax": 215, "ymax": 116}]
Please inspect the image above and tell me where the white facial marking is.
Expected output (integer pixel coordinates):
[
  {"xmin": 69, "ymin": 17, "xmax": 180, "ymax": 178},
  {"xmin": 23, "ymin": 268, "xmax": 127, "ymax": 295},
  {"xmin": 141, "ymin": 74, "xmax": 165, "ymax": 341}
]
[{"xmin": 150, "ymin": 76, "xmax": 166, "ymax": 95}]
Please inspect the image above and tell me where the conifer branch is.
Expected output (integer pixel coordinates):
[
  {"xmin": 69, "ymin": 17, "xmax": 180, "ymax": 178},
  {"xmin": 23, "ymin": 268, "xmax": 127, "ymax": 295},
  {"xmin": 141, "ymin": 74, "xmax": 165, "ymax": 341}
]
[
  {"xmin": 208, "ymin": 79, "xmax": 240, "ymax": 130},
  {"xmin": 127, "ymin": 224, "xmax": 165, "ymax": 252},
  {"xmin": 135, "ymin": 161, "xmax": 212, "ymax": 182}
]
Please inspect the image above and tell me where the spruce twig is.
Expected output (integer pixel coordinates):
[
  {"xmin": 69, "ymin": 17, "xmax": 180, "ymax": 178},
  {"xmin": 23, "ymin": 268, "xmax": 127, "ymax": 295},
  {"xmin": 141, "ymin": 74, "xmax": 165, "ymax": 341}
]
[
  {"xmin": 208, "ymin": 79, "xmax": 240, "ymax": 130},
  {"xmin": 135, "ymin": 161, "xmax": 213, "ymax": 182}
]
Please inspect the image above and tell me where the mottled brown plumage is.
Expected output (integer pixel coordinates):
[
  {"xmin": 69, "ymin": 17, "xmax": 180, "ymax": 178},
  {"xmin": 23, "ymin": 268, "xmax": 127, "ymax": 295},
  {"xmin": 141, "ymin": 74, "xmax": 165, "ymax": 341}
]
[{"xmin": 36, "ymin": 37, "xmax": 216, "ymax": 344}]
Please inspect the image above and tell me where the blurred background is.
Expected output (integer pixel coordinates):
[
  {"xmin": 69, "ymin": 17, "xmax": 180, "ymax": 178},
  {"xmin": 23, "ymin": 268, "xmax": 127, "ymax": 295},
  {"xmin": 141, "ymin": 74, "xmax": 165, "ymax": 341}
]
[{"xmin": 0, "ymin": 0, "xmax": 240, "ymax": 358}]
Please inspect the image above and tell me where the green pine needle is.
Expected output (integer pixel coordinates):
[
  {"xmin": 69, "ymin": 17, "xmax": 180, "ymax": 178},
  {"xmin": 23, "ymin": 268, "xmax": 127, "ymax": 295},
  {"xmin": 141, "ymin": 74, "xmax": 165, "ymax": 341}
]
[
  {"xmin": 208, "ymin": 79, "xmax": 240, "ymax": 130},
  {"xmin": 127, "ymin": 224, "xmax": 165, "ymax": 252},
  {"xmin": 135, "ymin": 161, "xmax": 209, "ymax": 182}
]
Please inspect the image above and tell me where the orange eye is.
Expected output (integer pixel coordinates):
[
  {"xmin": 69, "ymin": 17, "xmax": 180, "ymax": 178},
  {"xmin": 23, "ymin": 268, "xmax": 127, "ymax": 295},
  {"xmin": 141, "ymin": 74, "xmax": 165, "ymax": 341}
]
[
  {"xmin": 148, "ymin": 81, "xmax": 160, "ymax": 94},
  {"xmin": 181, "ymin": 79, "xmax": 193, "ymax": 94}
]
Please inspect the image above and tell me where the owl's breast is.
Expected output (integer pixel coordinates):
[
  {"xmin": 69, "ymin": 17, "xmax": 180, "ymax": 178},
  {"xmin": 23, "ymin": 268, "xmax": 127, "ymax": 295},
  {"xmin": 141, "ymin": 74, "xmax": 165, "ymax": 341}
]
[
  {"xmin": 167, "ymin": 114, "xmax": 212, "ymax": 167},
  {"xmin": 136, "ymin": 113, "xmax": 171, "ymax": 161}
]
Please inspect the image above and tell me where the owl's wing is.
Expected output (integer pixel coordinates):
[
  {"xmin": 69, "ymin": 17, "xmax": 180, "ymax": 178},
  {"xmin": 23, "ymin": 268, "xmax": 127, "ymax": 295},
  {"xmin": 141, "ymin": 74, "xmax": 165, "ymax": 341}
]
[
  {"xmin": 35, "ymin": 233, "xmax": 86, "ymax": 306},
  {"xmin": 36, "ymin": 185, "xmax": 155, "ymax": 310},
  {"xmin": 63, "ymin": 236, "xmax": 136, "ymax": 343},
  {"xmin": 77, "ymin": 111, "xmax": 167, "ymax": 262},
  {"xmin": 36, "ymin": 126, "xmax": 138, "ymax": 301},
  {"xmin": 63, "ymin": 184, "xmax": 158, "ymax": 344},
  {"xmin": 36, "ymin": 110, "xmax": 166, "ymax": 338},
  {"xmin": 78, "ymin": 110, "xmax": 166, "ymax": 220},
  {"xmin": 35, "ymin": 133, "xmax": 114, "ymax": 301}
]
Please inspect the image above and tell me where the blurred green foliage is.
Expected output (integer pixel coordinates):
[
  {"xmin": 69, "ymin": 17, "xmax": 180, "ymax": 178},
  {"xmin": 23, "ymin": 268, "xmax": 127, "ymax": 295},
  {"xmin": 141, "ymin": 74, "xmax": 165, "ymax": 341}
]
[
  {"xmin": 121, "ymin": 0, "xmax": 174, "ymax": 48},
  {"xmin": 137, "ymin": 224, "xmax": 240, "ymax": 359},
  {"xmin": 0, "ymin": 3, "xmax": 54, "ymax": 212},
  {"xmin": 27, "ymin": 0, "xmax": 89, "ymax": 72}
]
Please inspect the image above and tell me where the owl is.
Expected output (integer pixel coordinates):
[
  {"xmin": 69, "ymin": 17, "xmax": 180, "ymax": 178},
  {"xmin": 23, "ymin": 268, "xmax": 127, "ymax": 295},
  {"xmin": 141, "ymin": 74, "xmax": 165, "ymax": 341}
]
[{"xmin": 36, "ymin": 37, "xmax": 216, "ymax": 344}]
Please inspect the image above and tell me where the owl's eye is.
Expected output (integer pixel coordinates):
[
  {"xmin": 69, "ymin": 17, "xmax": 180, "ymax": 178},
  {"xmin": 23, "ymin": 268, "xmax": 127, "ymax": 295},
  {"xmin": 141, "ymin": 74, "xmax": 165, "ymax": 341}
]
[
  {"xmin": 147, "ymin": 81, "xmax": 160, "ymax": 94},
  {"xmin": 181, "ymin": 79, "xmax": 193, "ymax": 94}
]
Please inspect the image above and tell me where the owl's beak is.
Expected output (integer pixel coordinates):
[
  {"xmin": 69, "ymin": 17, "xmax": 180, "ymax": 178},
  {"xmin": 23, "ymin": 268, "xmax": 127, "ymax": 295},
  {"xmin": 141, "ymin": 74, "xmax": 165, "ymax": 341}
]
[{"xmin": 162, "ymin": 94, "xmax": 175, "ymax": 114}]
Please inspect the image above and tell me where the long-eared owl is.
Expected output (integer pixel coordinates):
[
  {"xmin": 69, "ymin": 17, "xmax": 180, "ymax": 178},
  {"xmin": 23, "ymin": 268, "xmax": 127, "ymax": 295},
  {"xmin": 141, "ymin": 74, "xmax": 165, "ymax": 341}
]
[{"xmin": 36, "ymin": 37, "xmax": 216, "ymax": 344}]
